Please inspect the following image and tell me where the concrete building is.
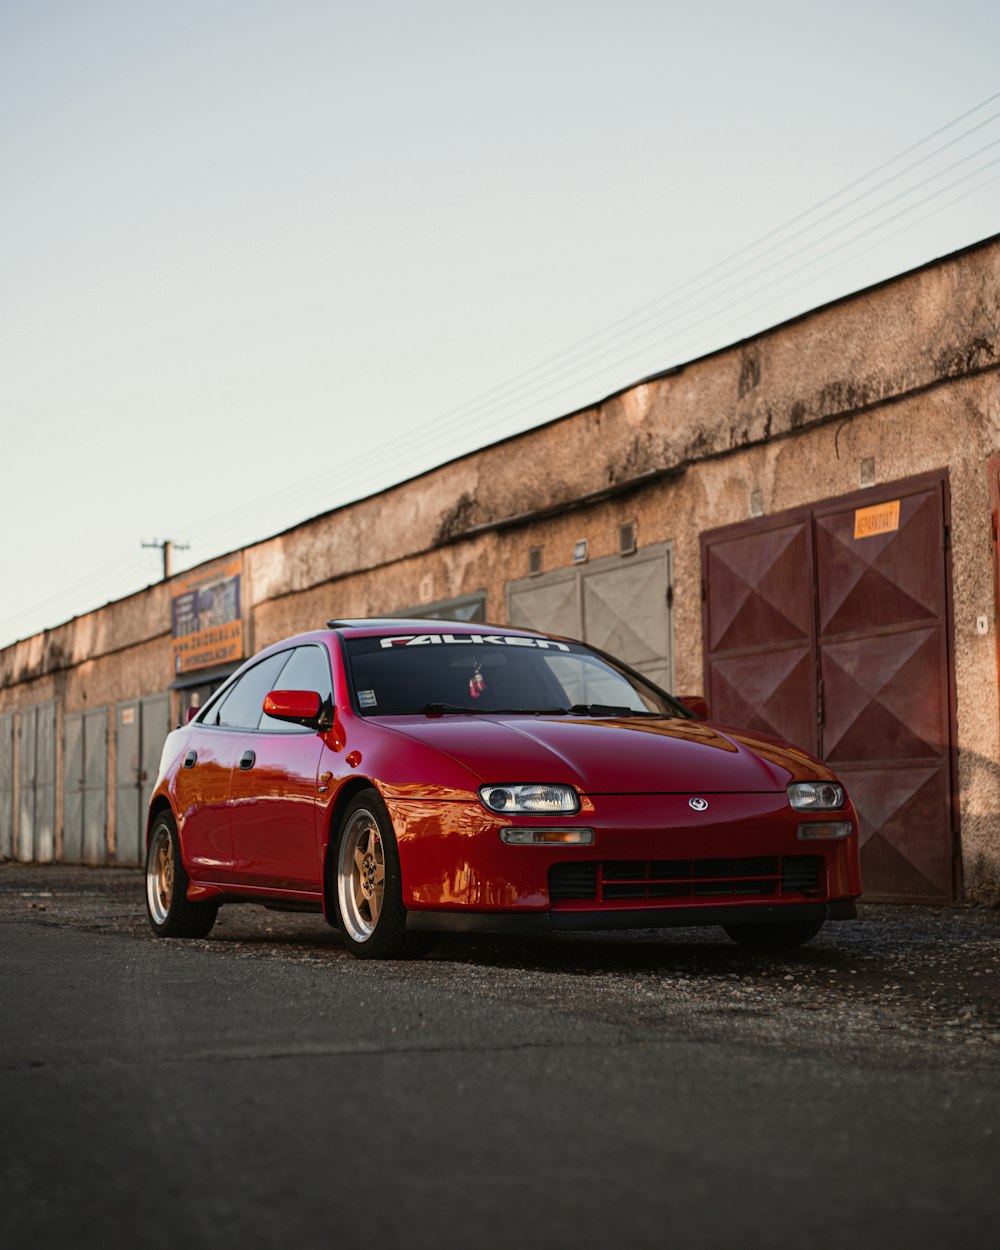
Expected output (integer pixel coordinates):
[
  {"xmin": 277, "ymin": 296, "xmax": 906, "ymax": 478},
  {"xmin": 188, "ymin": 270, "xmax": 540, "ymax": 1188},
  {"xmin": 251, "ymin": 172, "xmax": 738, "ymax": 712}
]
[{"xmin": 2, "ymin": 234, "xmax": 999, "ymax": 903}]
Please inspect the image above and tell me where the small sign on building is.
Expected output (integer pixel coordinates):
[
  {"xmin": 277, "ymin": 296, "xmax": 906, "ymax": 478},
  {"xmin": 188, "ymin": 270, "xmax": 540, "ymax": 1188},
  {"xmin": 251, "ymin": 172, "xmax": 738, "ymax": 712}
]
[
  {"xmin": 854, "ymin": 499, "xmax": 900, "ymax": 540},
  {"xmin": 171, "ymin": 555, "xmax": 244, "ymax": 675}
]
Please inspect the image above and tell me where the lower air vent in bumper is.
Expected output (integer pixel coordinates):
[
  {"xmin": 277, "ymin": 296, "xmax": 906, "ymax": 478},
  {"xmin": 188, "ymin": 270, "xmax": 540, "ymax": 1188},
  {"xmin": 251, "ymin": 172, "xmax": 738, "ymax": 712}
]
[{"xmin": 548, "ymin": 856, "xmax": 823, "ymax": 905}]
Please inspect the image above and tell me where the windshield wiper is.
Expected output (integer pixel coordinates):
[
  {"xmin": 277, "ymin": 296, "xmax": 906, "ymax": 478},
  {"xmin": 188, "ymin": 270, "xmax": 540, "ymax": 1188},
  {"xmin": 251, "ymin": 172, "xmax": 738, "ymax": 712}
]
[
  {"xmin": 420, "ymin": 703, "xmax": 479, "ymax": 716},
  {"xmin": 567, "ymin": 704, "xmax": 662, "ymax": 717}
]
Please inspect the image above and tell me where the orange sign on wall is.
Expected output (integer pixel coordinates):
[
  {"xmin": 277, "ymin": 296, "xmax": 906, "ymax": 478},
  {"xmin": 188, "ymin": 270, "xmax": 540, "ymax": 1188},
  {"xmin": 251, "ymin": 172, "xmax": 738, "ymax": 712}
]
[
  {"xmin": 854, "ymin": 499, "xmax": 900, "ymax": 540},
  {"xmin": 171, "ymin": 555, "xmax": 244, "ymax": 675}
]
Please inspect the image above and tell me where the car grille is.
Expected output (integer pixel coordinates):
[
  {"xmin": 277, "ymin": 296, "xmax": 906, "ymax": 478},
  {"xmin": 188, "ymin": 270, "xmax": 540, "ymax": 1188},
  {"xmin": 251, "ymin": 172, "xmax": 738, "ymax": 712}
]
[{"xmin": 548, "ymin": 856, "xmax": 823, "ymax": 904}]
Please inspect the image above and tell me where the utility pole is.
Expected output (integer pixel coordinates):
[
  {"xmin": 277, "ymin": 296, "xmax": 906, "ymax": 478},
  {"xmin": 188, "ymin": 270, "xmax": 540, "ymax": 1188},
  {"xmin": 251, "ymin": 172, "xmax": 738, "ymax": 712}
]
[{"xmin": 141, "ymin": 538, "xmax": 190, "ymax": 580}]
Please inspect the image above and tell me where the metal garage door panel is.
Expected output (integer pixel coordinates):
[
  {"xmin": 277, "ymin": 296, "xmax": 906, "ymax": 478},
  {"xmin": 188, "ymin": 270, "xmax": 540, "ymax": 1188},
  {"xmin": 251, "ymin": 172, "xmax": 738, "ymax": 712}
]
[
  {"xmin": 582, "ymin": 550, "xmax": 671, "ymax": 680},
  {"xmin": 115, "ymin": 701, "xmax": 140, "ymax": 866},
  {"xmin": 709, "ymin": 644, "xmax": 817, "ymax": 756},
  {"xmin": 507, "ymin": 568, "xmax": 581, "ymax": 639},
  {"xmin": 705, "ymin": 521, "xmax": 813, "ymax": 653},
  {"xmin": 821, "ymin": 627, "xmax": 949, "ymax": 764},
  {"xmin": 816, "ymin": 488, "xmax": 945, "ymax": 637},
  {"xmin": 83, "ymin": 708, "xmax": 107, "ymax": 864},
  {"xmin": 704, "ymin": 518, "xmax": 818, "ymax": 754},
  {"xmin": 834, "ymin": 764, "xmax": 952, "ymax": 901},
  {"xmin": 34, "ymin": 704, "xmax": 56, "ymax": 863},
  {"xmin": 138, "ymin": 695, "xmax": 169, "ymax": 862},
  {"xmin": 0, "ymin": 713, "xmax": 13, "ymax": 859},
  {"xmin": 816, "ymin": 483, "xmax": 952, "ymax": 901},
  {"xmin": 63, "ymin": 712, "xmax": 84, "ymax": 863},
  {"xmin": 703, "ymin": 474, "xmax": 955, "ymax": 904},
  {"xmin": 18, "ymin": 707, "xmax": 36, "ymax": 862}
]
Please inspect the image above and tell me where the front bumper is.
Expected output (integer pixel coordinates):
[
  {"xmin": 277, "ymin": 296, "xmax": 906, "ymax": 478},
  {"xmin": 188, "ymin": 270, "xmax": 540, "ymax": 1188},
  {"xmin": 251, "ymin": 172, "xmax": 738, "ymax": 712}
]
[{"xmin": 387, "ymin": 790, "xmax": 862, "ymax": 919}]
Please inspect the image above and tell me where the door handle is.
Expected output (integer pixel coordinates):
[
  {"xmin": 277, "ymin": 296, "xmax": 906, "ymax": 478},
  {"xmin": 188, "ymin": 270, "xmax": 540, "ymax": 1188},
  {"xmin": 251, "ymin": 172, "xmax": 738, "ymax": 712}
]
[
  {"xmin": 239, "ymin": 750, "xmax": 256, "ymax": 770},
  {"xmin": 183, "ymin": 750, "xmax": 197, "ymax": 769}
]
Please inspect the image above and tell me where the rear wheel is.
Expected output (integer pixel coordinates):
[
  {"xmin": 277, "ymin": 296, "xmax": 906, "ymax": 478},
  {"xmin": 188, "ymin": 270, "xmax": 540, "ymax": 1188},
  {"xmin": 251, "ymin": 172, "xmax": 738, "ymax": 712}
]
[
  {"xmin": 145, "ymin": 811, "xmax": 219, "ymax": 939},
  {"xmin": 334, "ymin": 790, "xmax": 432, "ymax": 960},
  {"xmin": 722, "ymin": 919, "xmax": 823, "ymax": 949}
]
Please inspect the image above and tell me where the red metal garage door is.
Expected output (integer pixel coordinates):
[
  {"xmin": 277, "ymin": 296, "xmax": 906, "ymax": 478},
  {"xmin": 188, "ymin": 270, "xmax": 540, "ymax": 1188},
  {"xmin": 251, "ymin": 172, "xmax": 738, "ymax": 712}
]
[{"xmin": 703, "ymin": 472, "xmax": 956, "ymax": 902}]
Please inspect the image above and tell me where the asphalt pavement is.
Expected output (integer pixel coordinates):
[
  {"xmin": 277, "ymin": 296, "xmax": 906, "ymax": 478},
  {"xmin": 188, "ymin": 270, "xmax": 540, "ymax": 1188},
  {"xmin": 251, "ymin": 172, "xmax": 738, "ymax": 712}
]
[{"xmin": 1, "ymin": 864, "xmax": 998, "ymax": 1250}]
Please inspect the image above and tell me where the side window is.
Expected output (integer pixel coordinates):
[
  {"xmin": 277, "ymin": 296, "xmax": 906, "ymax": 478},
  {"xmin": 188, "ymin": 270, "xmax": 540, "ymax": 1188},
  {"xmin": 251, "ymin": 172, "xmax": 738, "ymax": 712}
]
[
  {"xmin": 258, "ymin": 645, "xmax": 333, "ymax": 734},
  {"xmin": 212, "ymin": 652, "xmax": 292, "ymax": 730}
]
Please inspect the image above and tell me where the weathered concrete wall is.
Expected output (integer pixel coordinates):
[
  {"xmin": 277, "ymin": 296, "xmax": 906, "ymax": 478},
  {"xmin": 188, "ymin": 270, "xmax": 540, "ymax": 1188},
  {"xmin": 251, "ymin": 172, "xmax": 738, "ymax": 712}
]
[{"xmin": 1, "ymin": 236, "xmax": 998, "ymax": 889}]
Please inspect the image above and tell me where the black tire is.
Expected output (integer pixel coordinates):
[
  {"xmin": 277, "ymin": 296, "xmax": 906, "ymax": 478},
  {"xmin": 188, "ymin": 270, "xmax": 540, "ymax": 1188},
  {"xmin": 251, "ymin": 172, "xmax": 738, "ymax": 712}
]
[
  {"xmin": 722, "ymin": 919, "xmax": 824, "ymax": 949},
  {"xmin": 332, "ymin": 789, "xmax": 433, "ymax": 960},
  {"xmin": 145, "ymin": 810, "xmax": 219, "ymax": 939}
]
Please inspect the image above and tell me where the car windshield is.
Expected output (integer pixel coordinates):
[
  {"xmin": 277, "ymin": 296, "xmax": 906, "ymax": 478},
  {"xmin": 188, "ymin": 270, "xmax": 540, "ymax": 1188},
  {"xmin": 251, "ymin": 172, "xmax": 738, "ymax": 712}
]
[{"xmin": 343, "ymin": 632, "xmax": 687, "ymax": 717}]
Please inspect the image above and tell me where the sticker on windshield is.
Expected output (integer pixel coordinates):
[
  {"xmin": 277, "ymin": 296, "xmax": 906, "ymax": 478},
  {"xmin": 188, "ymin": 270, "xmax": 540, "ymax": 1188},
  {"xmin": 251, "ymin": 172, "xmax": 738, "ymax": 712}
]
[
  {"xmin": 378, "ymin": 633, "xmax": 569, "ymax": 651},
  {"xmin": 358, "ymin": 689, "xmax": 378, "ymax": 708}
]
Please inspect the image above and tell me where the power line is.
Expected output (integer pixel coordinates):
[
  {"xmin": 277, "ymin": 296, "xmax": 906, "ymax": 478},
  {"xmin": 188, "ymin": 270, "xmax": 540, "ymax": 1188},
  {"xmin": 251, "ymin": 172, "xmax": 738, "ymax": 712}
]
[
  {"xmin": 179, "ymin": 90, "xmax": 1000, "ymax": 547},
  {"xmin": 8, "ymin": 91, "xmax": 999, "ymax": 639},
  {"xmin": 187, "ymin": 142, "xmax": 1000, "ymax": 552}
]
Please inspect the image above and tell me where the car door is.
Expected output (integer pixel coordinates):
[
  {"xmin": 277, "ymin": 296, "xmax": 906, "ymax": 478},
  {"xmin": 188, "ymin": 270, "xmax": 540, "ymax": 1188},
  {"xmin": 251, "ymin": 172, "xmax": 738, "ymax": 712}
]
[
  {"xmin": 177, "ymin": 651, "xmax": 292, "ymax": 884},
  {"xmin": 227, "ymin": 644, "xmax": 331, "ymax": 893}
]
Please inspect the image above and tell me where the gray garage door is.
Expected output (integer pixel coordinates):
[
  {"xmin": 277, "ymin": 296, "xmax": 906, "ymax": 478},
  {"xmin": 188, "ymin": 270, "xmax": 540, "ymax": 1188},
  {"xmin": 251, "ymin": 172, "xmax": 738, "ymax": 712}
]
[
  {"xmin": 507, "ymin": 543, "xmax": 673, "ymax": 690},
  {"xmin": 17, "ymin": 702, "xmax": 56, "ymax": 863},
  {"xmin": 0, "ymin": 712, "xmax": 14, "ymax": 859},
  {"xmin": 115, "ymin": 694, "xmax": 169, "ymax": 866},
  {"xmin": 64, "ymin": 708, "xmax": 108, "ymax": 864}
]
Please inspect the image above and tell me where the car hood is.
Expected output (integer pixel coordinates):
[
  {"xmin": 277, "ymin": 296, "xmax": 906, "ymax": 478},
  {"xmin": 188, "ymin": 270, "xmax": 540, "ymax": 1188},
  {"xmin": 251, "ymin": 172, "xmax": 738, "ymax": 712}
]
[{"xmin": 384, "ymin": 714, "xmax": 832, "ymax": 793}]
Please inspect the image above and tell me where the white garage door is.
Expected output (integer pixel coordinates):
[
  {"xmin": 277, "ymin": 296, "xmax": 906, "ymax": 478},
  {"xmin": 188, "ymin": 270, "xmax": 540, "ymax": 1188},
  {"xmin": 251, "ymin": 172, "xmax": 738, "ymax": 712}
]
[{"xmin": 507, "ymin": 543, "xmax": 673, "ymax": 691}]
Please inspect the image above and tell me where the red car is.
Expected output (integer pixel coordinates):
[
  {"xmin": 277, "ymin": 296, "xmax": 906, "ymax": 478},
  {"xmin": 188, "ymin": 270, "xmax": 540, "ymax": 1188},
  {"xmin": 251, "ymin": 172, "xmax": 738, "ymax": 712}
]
[{"xmin": 145, "ymin": 620, "xmax": 861, "ymax": 958}]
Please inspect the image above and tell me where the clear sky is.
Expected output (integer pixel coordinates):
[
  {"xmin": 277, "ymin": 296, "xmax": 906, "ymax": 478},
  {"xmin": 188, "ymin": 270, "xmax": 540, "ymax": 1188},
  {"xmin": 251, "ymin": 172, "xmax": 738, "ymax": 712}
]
[{"xmin": 2, "ymin": 0, "xmax": 999, "ymax": 651}]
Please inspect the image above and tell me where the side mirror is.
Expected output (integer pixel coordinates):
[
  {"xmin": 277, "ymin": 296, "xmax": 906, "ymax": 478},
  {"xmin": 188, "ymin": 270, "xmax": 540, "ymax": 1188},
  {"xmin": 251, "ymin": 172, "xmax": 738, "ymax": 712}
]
[
  {"xmin": 263, "ymin": 689, "xmax": 324, "ymax": 728},
  {"xmin": 678, "ymin": 695, "xmax": 710, "ymax": 719}
]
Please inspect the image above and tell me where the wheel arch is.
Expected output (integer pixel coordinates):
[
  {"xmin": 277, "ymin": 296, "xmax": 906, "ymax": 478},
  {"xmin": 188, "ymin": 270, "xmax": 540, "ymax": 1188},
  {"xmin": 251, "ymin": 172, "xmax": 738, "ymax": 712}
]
[
  {"xmin": 146, "ymin": 795, "xmax": 175, "ymax": 853},
  {"xmin": 322, "ymin": 776, "xmax": 381, "ymax": 919}
]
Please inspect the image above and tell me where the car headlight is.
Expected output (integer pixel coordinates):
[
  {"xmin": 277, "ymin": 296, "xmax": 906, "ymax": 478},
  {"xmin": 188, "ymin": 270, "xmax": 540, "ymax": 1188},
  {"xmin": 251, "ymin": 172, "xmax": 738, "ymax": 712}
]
[
  {"xmin": 479, "ymin": 784, "xmax": 580, "ymax": 814},
  {"xmin": 787, "ymin": 781, "xmax": 845, "ymax": 810}
]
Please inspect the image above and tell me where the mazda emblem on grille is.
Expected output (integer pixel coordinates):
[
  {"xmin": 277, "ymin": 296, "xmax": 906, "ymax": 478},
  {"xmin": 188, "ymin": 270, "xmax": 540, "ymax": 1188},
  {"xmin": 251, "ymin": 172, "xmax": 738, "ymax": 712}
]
[{"xmin": 688, "ymin": 797, "xmax": 709, "ymax": 811}]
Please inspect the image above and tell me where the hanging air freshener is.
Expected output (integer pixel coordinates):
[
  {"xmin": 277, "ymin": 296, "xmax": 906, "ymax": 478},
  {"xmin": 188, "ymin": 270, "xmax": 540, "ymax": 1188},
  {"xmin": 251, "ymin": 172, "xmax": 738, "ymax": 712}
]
[{"xmin": 469, "ymin": 658, "xmax": 488, "ymax": 699}]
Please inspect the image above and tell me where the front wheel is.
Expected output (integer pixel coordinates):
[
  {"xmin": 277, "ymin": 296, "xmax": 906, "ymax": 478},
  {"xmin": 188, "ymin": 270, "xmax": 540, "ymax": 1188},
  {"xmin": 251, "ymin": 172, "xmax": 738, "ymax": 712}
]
[
  {"xmin": 145, "ymin": 812, "xmax": 219, "ymax": 939},
  {"xmin": 722, "ymin": 919, "xmax": 823, "ymax": 949},
  {"xmin": 334, "ymin": 790, "xmax": 432, "ymax": 959}
]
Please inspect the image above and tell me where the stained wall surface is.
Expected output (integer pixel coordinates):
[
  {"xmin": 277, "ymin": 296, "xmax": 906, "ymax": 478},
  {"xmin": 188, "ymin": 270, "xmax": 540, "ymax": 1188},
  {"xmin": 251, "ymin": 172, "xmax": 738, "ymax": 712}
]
[{"xmin": 2, "ymin": 236, "xmax": 998, "ymax": 897}]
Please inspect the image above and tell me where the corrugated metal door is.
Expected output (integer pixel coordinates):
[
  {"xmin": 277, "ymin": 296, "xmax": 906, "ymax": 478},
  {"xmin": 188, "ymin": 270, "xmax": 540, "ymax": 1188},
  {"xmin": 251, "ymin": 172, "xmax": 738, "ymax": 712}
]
[
  {"xmin": 18, "ymin": 707, "xmax": 36, "ymax": 861},
  {"xmin": 116, "ymin": 695, "xmax": 168, "ymax": 865},
  {"xmin": 34, "ymin": 705, "xmax": 56, "ymax": 862},
  {"xmin": 64, "ymin": 713, "xmax": 84, "ymax": 862},
  {"xmin": 703, "ymin": 473, "xmax": 956, "ymax": 903},
  {"xmin": 815, "ymin": 481, "xmax": 953, "ymax": 902},
  {"xmin": 64, "ymin": 709, "xmax": 107, "ymax": 864},
  {"xmin": 507, "ymin": 544, "xmax": 674, "ymax": 688},
  {"xmin": 16, "ymin": 703, "xmax": 56, "ymax": 863},
  {"xmin": 139, "ymin": 695, "xmax": 168, "ymax": 849},
  {"xmin": 83, "ymin": 709, "xmax": 108, "ymax": 864},
  {"xmin": 115, "ymin": 700, "xmax": 140, "ymax": 865},
  {"xmin": 0, "ymin": 712, "xmax": 14, "ymax": 859}
]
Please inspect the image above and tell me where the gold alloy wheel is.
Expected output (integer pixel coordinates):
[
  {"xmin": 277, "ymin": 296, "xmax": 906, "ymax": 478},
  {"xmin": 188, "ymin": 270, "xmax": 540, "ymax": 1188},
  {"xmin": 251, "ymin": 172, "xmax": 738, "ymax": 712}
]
[
  {"xmin": 337, "ymin": 808, "xmax": 386, "ymax": 943},
  {"xmin": 146, "ymin": 823, "xmax": 174, "ymax": 926}
]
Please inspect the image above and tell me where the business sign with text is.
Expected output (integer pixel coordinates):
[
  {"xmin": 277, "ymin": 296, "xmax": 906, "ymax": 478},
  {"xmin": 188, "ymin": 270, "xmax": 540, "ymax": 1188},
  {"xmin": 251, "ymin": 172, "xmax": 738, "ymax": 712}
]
[{"xmin": 171, "ymin": 555, "xmax": 244, "ymax": 675}]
